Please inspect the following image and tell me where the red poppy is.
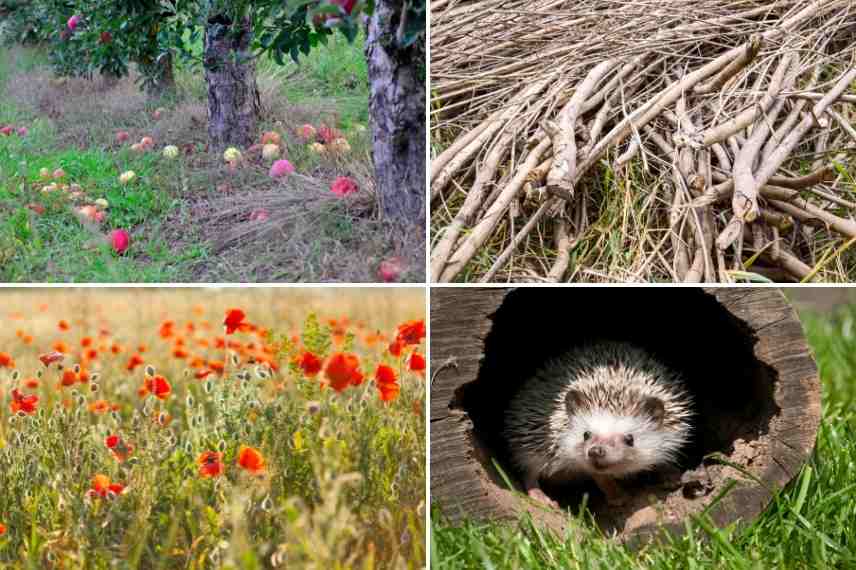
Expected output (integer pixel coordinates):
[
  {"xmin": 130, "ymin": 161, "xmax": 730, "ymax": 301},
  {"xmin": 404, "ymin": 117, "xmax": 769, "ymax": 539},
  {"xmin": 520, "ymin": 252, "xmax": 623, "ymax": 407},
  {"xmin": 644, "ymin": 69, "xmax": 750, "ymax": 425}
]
[
  {"xmin": 39, "ymin": 351, "xmax": 65, "ymax": 367},
  {"xmin": 89, "ymin": 399, "xmax": 109, "ymax": 414},
  {"xmin": 159, "ymin": 320, "xmax": 174, "ymax": 339},
  {"xmin": 53, "ymin": 341, "xmax": 70, "ymax": 354},
  {"xmin": 61, "ymin": 369, "xmax": 77, "ymax": 387},
  {"xmin": 396, "ymin": 320, "xmax": 425, "ymax": 346},
  {"xmin": 140, "ymin": 374, "xmax": 171, "ymax": 400},
  {"xmin": 0, "ymin": 522, "xmax": 5, "ymax": 535},
  {"xmin": 88, "ymin": 474, "xmax": 125, "ymax": 499},
  {"xmin": 224, "ymin": 309, "xmax": 250, "ymax": 334},
  {"xmin": 9, "ymin": 389, "xmax": 38, "ymax": 414},
  {"xmin": 388, "ymin": 340, "xmax": 403, "ymax": 357},
  {"xmin": 105, "ymin": 434, "xmax": 133, "ymax": 462},
  {"xmin": 375, "ymin": 364, "xmax": 397, "ymax": 385},
  {"xmin": 0, "ymin": 352, "xmax": 14, "ymax": 368},
  {"xmin": 197, "ymin": 451, "xmax": 224, "ymax": 478},
  {"xmin": 126, "ymin": 353, "xmax": 144, "ymax": 372},
  {"xmin": 172, "ymin": 347, "xmax": 189, "ymax": 359},
  {"xmin": 24, "ymin": 378, "xmax": 39, "ymax": 390},
  {"xmin": 297, "ymin": 351, "xmax": 323, "ymax": 377},
  {"xmin": 378, "ymin": 381, "xmax": 400, "ymax": 402},
  {"xmin": 81, "ymin": 337, "xmax": 93, "ymax": 348},
  {"xmin": 324, "ymin": 352, "xmax": 362, "ymax": 392},
  {"xmin": 237, "ymin": 445, "xmax": 265, "ymax": 474},
  {"xmin": 58, "ymin": 320, "xmax": 70, "ymax": 331},
  {"xmin": 195, "ymin": 369, "xmax": 214, "ymax": 380},
  {"xmin": 409, "ymin": 352, "xmax": 426, "ymax": 373},
  {"xmin": 375, "ymin": 364, "xmax": 400, "ymax": 402}
]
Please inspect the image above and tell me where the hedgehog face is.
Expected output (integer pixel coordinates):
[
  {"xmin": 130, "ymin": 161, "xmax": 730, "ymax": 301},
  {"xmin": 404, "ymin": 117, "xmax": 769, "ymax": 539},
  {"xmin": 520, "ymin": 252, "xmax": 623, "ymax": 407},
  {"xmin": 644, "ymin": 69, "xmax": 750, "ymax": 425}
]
[{"xmin": 565, "ymin": 390, "xmax": 667, "ymax": 476}]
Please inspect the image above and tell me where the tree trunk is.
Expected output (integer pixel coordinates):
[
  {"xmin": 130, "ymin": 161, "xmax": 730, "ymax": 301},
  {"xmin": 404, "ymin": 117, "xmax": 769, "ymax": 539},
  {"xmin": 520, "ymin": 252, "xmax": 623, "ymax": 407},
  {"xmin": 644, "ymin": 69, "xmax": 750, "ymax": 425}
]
[
  {"xmin": 365, "ymin": 1, "xmax": 426, "ymax": 227},
  {"xmin": 203, "ymin": 14, "xmax": 260, "ymax": 151}
]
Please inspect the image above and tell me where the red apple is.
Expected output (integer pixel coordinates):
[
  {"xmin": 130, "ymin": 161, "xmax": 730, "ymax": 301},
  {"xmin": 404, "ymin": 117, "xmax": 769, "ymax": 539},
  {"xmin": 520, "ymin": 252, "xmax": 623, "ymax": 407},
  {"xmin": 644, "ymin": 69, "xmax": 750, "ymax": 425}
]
[{"xmin": 109, "ymin": 229, "xmax": 130, "ymax": 254}]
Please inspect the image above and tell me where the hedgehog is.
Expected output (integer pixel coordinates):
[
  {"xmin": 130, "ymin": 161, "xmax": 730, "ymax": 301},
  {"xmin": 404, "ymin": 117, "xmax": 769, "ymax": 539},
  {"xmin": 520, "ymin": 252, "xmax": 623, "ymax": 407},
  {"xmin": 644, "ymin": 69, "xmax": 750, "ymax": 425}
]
[{"xmin": 503, "ymin": 341, "xmax": 693, "ymax": 507}]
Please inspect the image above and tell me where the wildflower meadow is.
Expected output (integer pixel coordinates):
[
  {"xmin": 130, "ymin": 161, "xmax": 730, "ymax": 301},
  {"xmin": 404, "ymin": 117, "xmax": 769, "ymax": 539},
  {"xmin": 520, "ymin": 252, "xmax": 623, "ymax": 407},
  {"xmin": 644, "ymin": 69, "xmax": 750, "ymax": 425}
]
[{"xmin": 0, "ymin": 288, "xmax": 426, "ymax": 568}]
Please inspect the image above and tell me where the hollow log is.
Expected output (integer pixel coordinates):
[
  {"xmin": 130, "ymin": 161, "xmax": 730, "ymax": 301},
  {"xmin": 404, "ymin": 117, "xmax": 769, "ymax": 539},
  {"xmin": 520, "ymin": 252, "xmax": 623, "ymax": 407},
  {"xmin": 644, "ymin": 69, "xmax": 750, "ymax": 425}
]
[{"xmin": 430, "ymin": 287, "xmax": 821, "ymax": 544}]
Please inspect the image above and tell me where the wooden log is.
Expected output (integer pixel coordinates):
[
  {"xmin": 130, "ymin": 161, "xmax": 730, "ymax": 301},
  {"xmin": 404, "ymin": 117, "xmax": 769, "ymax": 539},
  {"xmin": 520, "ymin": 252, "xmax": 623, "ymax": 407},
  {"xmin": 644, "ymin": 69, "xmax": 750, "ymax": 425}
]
[{"xmin": 430, "ymin": 288, "xmax": 821, "ymax": 543}]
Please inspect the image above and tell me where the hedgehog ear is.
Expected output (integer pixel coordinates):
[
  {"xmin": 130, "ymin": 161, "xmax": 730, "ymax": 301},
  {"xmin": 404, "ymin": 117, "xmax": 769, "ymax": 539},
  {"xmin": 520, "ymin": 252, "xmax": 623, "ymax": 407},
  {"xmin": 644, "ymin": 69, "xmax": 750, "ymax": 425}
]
[
  {"xmin": 642, "ymin": 397, "xmax": 665, "ymax": 426},
  {"xmin": 565, "ymin": 389, "xmax": 585, "ymax": 415}
]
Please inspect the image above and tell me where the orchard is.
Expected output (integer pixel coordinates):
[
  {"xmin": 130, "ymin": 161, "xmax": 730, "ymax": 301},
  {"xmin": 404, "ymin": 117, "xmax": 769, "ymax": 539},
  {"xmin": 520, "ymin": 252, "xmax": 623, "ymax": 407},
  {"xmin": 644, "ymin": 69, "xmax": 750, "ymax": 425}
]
[{"xmin": 0, "ymin": 0, "xmax": 426, "ymax": 282}]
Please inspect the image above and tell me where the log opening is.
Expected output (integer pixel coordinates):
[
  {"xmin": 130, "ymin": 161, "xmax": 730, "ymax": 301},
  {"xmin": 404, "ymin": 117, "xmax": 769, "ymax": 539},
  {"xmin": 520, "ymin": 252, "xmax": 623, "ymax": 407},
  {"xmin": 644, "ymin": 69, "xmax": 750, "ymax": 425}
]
[{"xmin": 431, "ymin": 288, "xmax": 821, "ymax": 542}]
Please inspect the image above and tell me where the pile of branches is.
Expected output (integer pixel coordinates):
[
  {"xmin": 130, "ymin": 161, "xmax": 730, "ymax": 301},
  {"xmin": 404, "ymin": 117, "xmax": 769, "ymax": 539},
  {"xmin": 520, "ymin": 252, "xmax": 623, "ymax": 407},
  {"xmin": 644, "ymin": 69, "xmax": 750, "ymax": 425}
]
[{"xmin": 430, "ymin": 0, "xmax": 856, "ymax": 282}]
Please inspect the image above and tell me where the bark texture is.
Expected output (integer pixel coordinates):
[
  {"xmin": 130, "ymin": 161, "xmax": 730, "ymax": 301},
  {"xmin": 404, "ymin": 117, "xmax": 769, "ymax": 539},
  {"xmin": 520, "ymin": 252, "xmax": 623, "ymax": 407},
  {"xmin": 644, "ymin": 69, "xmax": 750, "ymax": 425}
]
[
  {"xmin": 365, "ymin": 1, "xmax": 426, "ymax": 227},
  {"xmin": 204, "ymin": 14, "xmax": 260, "ymax": 151}
]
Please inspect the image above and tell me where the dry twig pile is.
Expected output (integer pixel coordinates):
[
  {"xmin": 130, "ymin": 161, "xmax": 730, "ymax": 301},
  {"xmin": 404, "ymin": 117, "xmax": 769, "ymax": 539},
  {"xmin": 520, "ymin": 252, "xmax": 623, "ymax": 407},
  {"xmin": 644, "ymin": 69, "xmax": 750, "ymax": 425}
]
[{"xmin": 430, "ymin": 0, "xmax": 856, "ymax": 282}]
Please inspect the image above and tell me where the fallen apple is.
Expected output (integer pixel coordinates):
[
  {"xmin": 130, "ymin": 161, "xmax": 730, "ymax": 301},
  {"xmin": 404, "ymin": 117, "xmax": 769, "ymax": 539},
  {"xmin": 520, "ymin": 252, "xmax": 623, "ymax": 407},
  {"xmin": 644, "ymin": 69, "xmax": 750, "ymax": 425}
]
[
  {"xmin": 119, "ymin": 171, "xmax": 136, "ymax": 185},
  {"xmin": 378, "ymin": 257, "xmax": 404, "ymax": 282},
  {"xmin": 262, "ymin": 144, "xmax": 281, "ymax": 161},
  {"xmin": 223, "ymin": 147, "xmax": 242, "ymax": 163},
  {"xmin": 53, "ymin": 168, "xmax": 66, "ymax": 180},
  {"xmin": 260, "ymin": 131, "xmax": 281, "ymax": 145},
  {"xmin": 330, "ymin": 176, "xmax": 359, "ymax": 197},
  {"xmin": 109, "ymin": 229, "xmax": 130, "ymax": 254},
  {"xmin": 116, "ymin": 131, "xmax": 130, "ymax": 143},
  {"xmin": 162, "ymin": 145, "xmax": 179, "ymax": 159},
  {"xmin": 298, "ymin": 124, "xmax": 317, "ymax": 141},
  {"xmin": 269, "ymin": 159, "xmax": 295, "ymax": 178}
]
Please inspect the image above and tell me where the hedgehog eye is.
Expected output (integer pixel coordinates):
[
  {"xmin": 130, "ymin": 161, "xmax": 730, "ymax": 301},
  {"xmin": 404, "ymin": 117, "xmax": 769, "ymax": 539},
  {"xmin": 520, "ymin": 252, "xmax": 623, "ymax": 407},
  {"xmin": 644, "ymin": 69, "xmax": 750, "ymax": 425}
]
[
  {"xmin": 624, "ymin": 434, "xmax": 634, "ymax": 447},
  {"xmin": 583, "ymin": 431, "xmax": 592, "ymax": 441}
]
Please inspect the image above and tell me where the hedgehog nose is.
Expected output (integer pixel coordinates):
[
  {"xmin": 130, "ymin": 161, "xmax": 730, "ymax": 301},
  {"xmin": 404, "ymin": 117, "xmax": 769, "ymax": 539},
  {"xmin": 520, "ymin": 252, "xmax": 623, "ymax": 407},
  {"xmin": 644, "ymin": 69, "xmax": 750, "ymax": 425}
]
[{"xmin": 588, "ymin": 445, "xmax": 605, "ymax": 459}]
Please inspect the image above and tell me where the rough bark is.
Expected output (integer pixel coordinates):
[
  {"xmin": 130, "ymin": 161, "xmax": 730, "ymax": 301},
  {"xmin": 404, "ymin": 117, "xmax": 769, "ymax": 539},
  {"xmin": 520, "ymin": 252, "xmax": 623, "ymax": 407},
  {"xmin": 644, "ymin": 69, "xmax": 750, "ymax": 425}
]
[
  {"xmin": 203, "ymin": 14, "xmax": 261, "ymax": 151},
  {"xmin": 365, "ymin": 1, "xmax": 426, "ymax": 227}
]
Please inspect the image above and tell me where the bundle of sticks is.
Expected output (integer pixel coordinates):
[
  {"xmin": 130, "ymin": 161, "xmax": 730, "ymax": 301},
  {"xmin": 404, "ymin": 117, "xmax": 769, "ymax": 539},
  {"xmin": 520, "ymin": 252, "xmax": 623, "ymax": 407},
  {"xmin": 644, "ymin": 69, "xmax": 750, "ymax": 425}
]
[{"xmin": 430, "ymin": 0, "xmax": 856, "ymax": 282}]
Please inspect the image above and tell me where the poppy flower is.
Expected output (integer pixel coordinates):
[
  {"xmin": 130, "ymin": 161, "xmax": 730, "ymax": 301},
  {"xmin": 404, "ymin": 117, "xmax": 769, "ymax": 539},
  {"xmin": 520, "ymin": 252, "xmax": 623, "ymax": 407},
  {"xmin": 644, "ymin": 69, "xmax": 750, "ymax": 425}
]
[
  {"xmin": 409, "ymin": 352, "xmax": 426, "ymax": 373},
  {"xmin": 9, "ymin": 389, "xmax": 38, "ymax": 415},
  {"xmin": 237, "ymin": 445, "xmax": 266, "ymax": 474},
  {"xmin": 324, "ymin": 352, "xmax": 362, "ymax": 392},
  {"xmin": 53, "ymin": 341, "xmax": 70, "ymax": 354},
  {"xmin": 105, "ymin": 434, "xmax": 133, "ymax": 462},
  {"xmin": 39, "ymin": 351, "xmax": 65, "ymax": 367},
  {"xmin": 0, "ymin": 352, "xmax": 14, "ymax": 368},
  {"xmin": 126, "ymin": 355, "xmax": 145, "ymax": 372},
  {"xmin": 378, "ymin": 381, "xmax": 400, "ymax": 402},
  {"xmin": 81, "ymin": 337, "xmax": 93, "ymax": 348},
  {"xmin": 297, "ymin": 351, "xmax": 323, "ymax": 377},
  {"xmin": 375, "ymin": 364, "xmax": 397, "ymax": 385},
  {"xmin": 198, "ymin": 451, "xmax": 224, "ymax": 478},
  {"xmin": 58, "ymin": 320, "xmax": 70, "ymax": 331},
  {"xmin": 24, "ymin": 378, "xmax": 39, "ymax": 390},
  {"xmin": 396, "ymin": 320, "xmax": 425, "ymax": 346},
  {"xmin": 375, "ymin": 364, "xmax": 400, "ymax": 402},
  {"xmin": 159, "ymin": 320, "xmax": 174, "ymax": 339},
  {"xmin": 89, "ymin": 399, "xmax": 109, "ymax": 414},
  {"xmin": 388, "ymin": 339, "xmax": 403, "ymax": 357},
  {"xmin": 140, "ymin": 374, "xmax": 171, "ymax": 400},
  {"xmin": 87, "ymin": 474, "xmax": 125, "ymax": 499},
  {"xmin": 224, "ymin": 309, "xmax": 250, "ymax": 334},
  {"xmin": 0, "ymin": 522, "xmax": 5, "ymax": 535},
  {"xmin": 61, "ymin": 369, "xmax": 77, "ymax": 387}
]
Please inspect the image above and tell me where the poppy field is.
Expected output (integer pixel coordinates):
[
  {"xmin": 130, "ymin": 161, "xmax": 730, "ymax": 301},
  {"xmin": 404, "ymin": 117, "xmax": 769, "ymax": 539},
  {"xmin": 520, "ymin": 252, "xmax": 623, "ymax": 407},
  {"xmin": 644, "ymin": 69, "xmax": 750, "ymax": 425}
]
[{"xmin": 0, "ymin": 288, "xmax": 426, "ymax": 568}]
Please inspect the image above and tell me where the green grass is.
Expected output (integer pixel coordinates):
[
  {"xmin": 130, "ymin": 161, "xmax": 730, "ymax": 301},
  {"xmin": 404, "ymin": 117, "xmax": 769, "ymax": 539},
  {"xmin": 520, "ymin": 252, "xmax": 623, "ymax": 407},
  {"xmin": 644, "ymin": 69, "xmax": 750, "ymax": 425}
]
[{"xmin": 431, "ymin": 303, "xmax": 856, "ymax": 569}]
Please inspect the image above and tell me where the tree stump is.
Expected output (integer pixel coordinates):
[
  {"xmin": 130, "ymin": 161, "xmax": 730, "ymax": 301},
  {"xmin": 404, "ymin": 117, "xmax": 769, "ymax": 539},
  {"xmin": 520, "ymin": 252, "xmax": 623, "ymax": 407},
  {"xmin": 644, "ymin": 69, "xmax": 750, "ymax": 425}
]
[{"xmin": 430, "ymin": 288, "xmax": 821, "ymax": 543}]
